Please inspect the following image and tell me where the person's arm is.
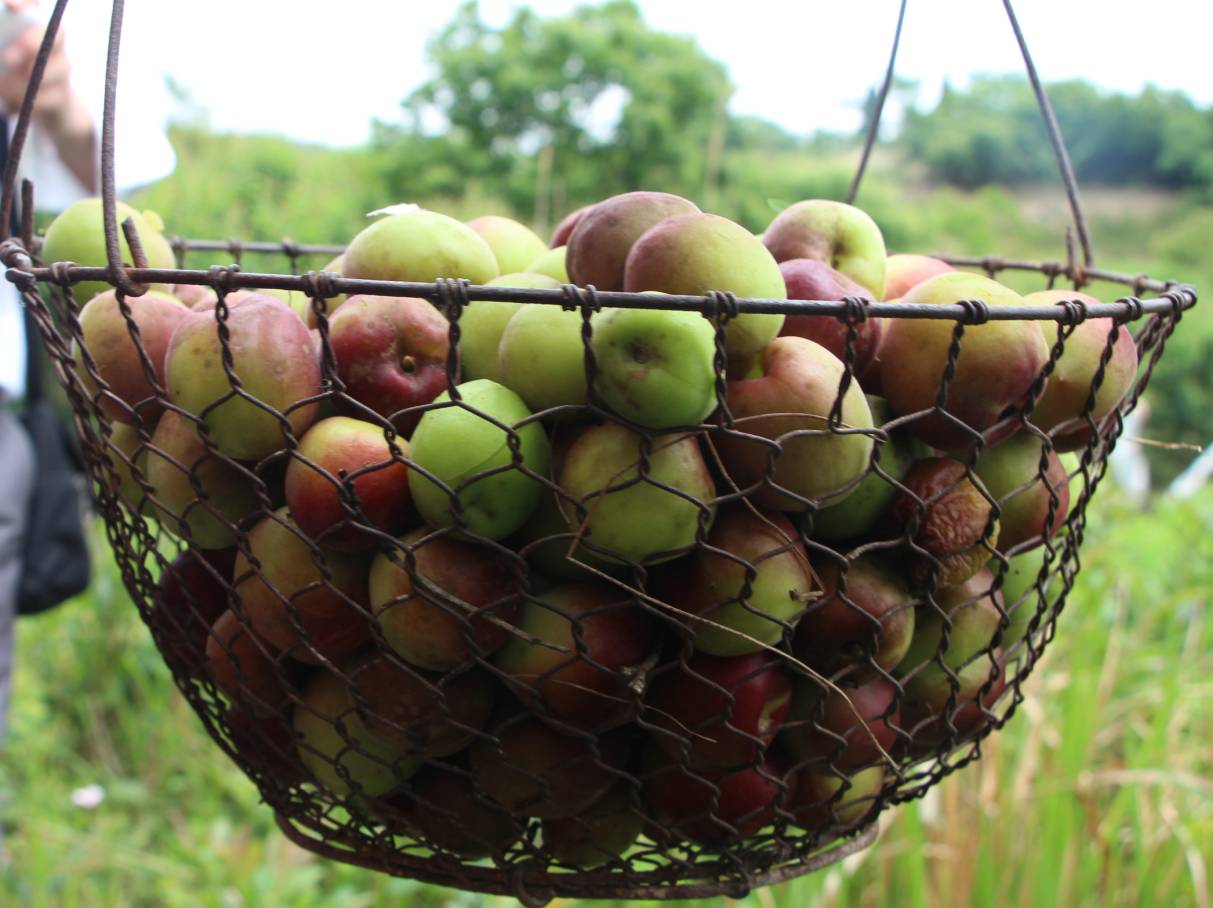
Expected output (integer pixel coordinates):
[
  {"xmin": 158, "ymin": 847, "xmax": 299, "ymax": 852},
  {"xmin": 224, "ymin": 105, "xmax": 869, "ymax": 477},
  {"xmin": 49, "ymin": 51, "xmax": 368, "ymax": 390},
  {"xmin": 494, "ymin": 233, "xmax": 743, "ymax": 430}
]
[{"xmin": 0, "ymin": 5, "xmax": 96, "ymax": 193}]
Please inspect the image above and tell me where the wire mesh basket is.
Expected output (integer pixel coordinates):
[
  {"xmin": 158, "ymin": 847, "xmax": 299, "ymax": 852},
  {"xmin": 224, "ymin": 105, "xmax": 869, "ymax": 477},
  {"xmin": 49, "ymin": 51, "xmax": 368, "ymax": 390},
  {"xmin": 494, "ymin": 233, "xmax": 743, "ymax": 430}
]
[{"xmin": 0, "ymin": 0, "xmax": 1199, "ymax": 903}]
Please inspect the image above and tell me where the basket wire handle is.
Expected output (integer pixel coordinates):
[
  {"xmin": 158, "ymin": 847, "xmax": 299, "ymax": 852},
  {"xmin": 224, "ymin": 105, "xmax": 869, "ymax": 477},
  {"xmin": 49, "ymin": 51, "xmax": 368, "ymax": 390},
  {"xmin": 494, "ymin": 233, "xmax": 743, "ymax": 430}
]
[{"xmin": 847, "ymin": 0, "xmax": 1094, "ymax": 269}]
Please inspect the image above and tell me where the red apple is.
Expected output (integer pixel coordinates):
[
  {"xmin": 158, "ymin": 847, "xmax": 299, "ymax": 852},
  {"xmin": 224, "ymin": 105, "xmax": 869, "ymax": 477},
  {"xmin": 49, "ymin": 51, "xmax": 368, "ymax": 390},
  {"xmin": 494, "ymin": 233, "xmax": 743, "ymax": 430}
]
[
  {"xmin": 882, "ymin": 254, "xmax": 954, "ymax": 301},
  {"xmin": 147, "ymin": 547, "xmax": 235, "ymax": 677},
  {"xmin": 205, "ymin": 609, "xmax": 293, "ymax": 716},
  {"xmin": 778, "ymin": 258, "xmax": 884, "ymax": 383},
  {"xmin": 779, "ymin": 676, "xmax": 901, "ymax": 770}
]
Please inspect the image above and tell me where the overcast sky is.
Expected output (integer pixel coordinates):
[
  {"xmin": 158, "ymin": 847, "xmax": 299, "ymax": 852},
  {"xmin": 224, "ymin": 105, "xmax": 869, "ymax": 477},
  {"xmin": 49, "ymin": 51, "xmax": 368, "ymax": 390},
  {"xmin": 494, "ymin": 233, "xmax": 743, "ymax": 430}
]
[{"xmin": 69, "ymin": 0, "xmax": 1213, "ymax": 148}]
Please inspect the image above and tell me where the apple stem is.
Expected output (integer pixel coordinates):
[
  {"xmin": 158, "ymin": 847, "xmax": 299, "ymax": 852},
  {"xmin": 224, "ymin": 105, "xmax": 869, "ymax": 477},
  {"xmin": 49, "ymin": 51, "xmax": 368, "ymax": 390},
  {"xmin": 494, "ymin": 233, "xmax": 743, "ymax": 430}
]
[{"xmin": 400, "ymin": 355, "xmax": 416, "ymax": 374}]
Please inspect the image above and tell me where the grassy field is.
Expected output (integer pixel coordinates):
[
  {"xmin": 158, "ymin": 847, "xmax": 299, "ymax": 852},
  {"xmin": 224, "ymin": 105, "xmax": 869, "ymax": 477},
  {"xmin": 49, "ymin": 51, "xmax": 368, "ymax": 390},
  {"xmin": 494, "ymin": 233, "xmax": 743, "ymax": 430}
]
[{"xmin": 0, "ymin": 485, "xmax": 1208, "ymax": 908}]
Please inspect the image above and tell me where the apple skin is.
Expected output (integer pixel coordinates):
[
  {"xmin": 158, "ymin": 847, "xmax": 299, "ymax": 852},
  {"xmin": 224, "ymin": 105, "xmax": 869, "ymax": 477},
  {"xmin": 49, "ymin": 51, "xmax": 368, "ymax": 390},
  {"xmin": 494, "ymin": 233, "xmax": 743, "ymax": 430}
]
[
  {"xmin": 42, "ymin": 198, "xmax": 176, "ymax": 302},
  {"xmin": 641, "ymin": 747, "xmax": 793, "ymax": 844},
  {"xmin": 566, "ymin": 190, "xmax": 700, "ymax": 292},
  {"xmin": 224, "ymin": 705, "xmax": 306, "ymax": 788},
  {"xmin": 882, "ymin": 254, "xmax": 954, "ymax": 300},
  {"xmin": 284, "ymin": 416, "xmax": 416, "ymax": 552},
  {"xmin": 75, "ymin": 289, "xmax": 189, "ymax": 423},
  {"xmin": 498, "ymin": 305, "xmax": 591, "ymax": 412},
  {"xmin": 878, "ymin": 272, "xmax": 1050, "ymax": 450},
  {"xmin": 896, "ymin": 567, "xmax": 1004, "ymax": 702},
  {"xmin": 590, "ymin": 306, "xmax": 718, "ymax": 429},
  {"xmin": 466, "ymin": 215, "xmax": 548, "ymax": 275},
  {"xmin": 328, "ymin": 294, "xmax": 451, "ymax": 435},
  {"xmin": 651, "ymin": 504, "xmax": 815, "ymax": 656},
  {"xmin": 558, "ymin": 422, "xmax": 715, "ymax": 564},
  {"xmin": 550, "ymin": 204, "xmax": 594, "ymax": 248},
  {"xmin": 810, "ymin": 396, "xmax": 921, "ymax": 541},
  {"xmin": 146, "ymin": 547, "xmax": 235, "ymax": 678},
  {"xmin": 145, "ymin": 411, "xmax": 263, "ymax": 550},
  {"xmin": 468, "ymin": 717, "xmax": 632, "ymax": 819},
  {"xmin": 763, "ymin": 200, "xmax": 887, "ymax": 300},
  {"xmin": 785, "ymin": 765, "xmax": 884, "ymax": 833},
  {"xmin": 792, "ymin": 554, "xmax": 916, "ymax": 681},
  {"xmin": 543, "ymin": 780, "xmax": 644, "ymax": 868},
  {"xmin": 459, "ymin": 272, "xmax": 561, "ymax": 384},
  {"xmin": 408, "ymin": 379, "xmax": 551, "ymax": 540},
  {"xmin": 993, "ymin": 547, "xmax": 1063, "ymax": 649},
  {"xmin": 509, "ymin": 489, "xmax": 622, "ymax": 583},
  {"xmin": 102, "ymin": 420, "xmax": 153, "ymax": 514},
  {"xmin": 718, "ymin": 336, "xmax": 875, "ymax": 511},
  {"xmin": 779, "ymin": 675, "xmax": 901, "ymax": 770},
  {"xmin": 369, "ymin": 527, "xmax": 523, "ymax": 672},
  {"xmin": 173, "ymin": 284, "xmax": 218, "ymax": 308},
  {"xmin": 294, "ymin": 670, "xmax": 422, "ymax": 798},
  {"xmin": 526, "ymin": 245, "xmax": 570, "ymax": 283},
  {"xmin": 889, "ymin": 457, "xmax": 1001, "ymax": 589},
  {"xmin": 166, "ymin": 297, "xmax": 322, "ymax": 461},
  {"xmin": 645, "ymin": 650, "xmax": 792, "ymax": 772},
  {"xmin": 623, "ymin": 212, "xmax": 787, "ymax": 360},
  {"xmin": 494, "ymin": 582, "xmax": 659, "ymax": 731},
  {"xmin": 342, "ymin": 209, "xmax": 500, "ymax": 285},
  {"xmin": 344, "ymin": 652, "xmax": 496, "ymax": 757},
  {"xmin": 234, "ymin": 508, "xmax": 372, "ymax": 665},
  {"xmin": 902, "ymin": 652, "xmax": 1007, "ymax": 754},
  {"xmin": 205, "ymin": 609, "xmax": 293, "ymax": 716},
  {"xmin": 1022, "ymin": 290, "xmax": 1139, "ymax": 450},
  {"xmin": 382, "ymin": 761, "xmax": 523, "ymax": 857},
  {"xmin": 778, "ymin": 258, "xmax": 884, "ymax": 380},
  {"xmin": 973, "ymin": 432, "xmax": 1069, "ymax": 553}
]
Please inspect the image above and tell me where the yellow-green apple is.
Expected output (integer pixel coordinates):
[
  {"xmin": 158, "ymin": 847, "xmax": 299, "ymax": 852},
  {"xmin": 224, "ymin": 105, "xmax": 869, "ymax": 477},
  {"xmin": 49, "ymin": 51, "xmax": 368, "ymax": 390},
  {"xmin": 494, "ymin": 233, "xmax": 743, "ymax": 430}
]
[
  {"xmin": 1022, "ymin": 290, "xmax": 1139, "ymax": 450},
  {"xmin": 896, "ymin": 567, "xmax": 1004, "ymax": 704},
  {"xmin": 792, "ymin": 554, "xmax": 916, "ymax": 680},
  {"xmin": 889, "ymin": 457, "xmax": 1000, "ymax": 589},
  {"xmin": 284, "ymin": 416, "xmax": 416, "ymax": 552},
  {"xmin": 779, "ymin": 675, "xmax": 900, "ymax": 770},
  {"xmin": 550, "ymin": 204, "xmax": 594, "ymax": 248},
  {"xmin": 993, "ymin": 547, "xmax": 1062, "ymax": 648},
  {"xmin": 383, "ymin": 761, "xmax": 523, "ymax": 857},
  {"xmin": 102, "ymin": 420, "xmax": 153, "ymax": 514},
  {"xmin": 778, "ymin": 258, "xmax": 884, "ymax": 381},
  {"xmin": 646, "ymin": 651, "xmax": 791, "ymax": 771},
  {"xmin": 493, "ymin": 581, "xmax": 659, "ymax": 730},
  {"xmin": 785, "ymin": 765, "xmax": 883, "ymax": 833},
  {"xmin": 369, "ymin": 527, "xmax": 522, "ymax": 672},
  {"xmin": 624, "ymin": 212, "xmax": 786, "ymax": 360},
  {"xmin": 466, "ymin": 215, "xmax": 548, "ymax": 275},
  {"xmin": 205, "ymin": 609, "xmax": 293, "ymax": 716},
  {"xmin": 810, "ymin": 396, "xmax": 920, "ymax": 541},
  {"xmin": 234, "ymin": 508, "xmax": 372, "ymax": 664},
  {"xmin": 509, "ymin": 489, "xmax": 621, "ymax": 583},
  {"xmin": 878, "ymin": 273, "xmax": 1049, "ymax": 450},
  {"xmin": 651, "ymin": 504, "xmax": 815, "ymax": 656},
  {"xmin": 542, "ymin": 780, "xmax": 643, "ymax": 868},
  {"xmin": 459, "ymin": 272, "xmax": 561, "ymax": 383},
  {"xmin": 882, "ymin": 254, "xmax": 954, "ymax": 300},
  {"xmin": 901, "ymin": 650, "xmax": 1007, "ymax": 753},
  {"xmin": 343, "ymin": 652, "xmax": 496, "ymax": 757},
  {"xmin": 526, "ymin": 245, "xmax": 570, "ymax": 283},
  {"xmin": 557, "ymin": 422, "xmax": 715, "ymax": 564},
  {"xmin": 590, "ymin": 306, "xmax": 718, "ymax": 428},
  {"xmin": 293, "ymin": 670, "xmax": 421, "ymax": 797},
  {"xmin": 41, "ymin": 198, "xmax": 176, "ymax": 302},
  {"xmin": 973, "ymin": 432, "xmax": 1069, "ymax": 552},
  {"xmin": 327, "ymin": 294, "xmax": 450, "ymax": 435},
  {"xmin": 468, "ymin": 717, "xmax": 631, "ymax": 819},
  {"xmin": 147, "ymin": 547, "xmax": 235, "ymax": 678},
  {"xmin": 566, "ymin": 190, "xmax": 700, "ymax": 291},
  {"xmin": 145, "ymin": 411, "xmax": 262, "ymax": 549},
  {"xmin": 641, "ymin": 746, "xmax": 792, "ymax": 844},
  {"xmin": 717, "ymin": 335, "xmax": 875, "ymax": 511},
  {"xmin": 75, "ymin": 289, "xmax": 189, "ymax": 423},
  {"xmin": 408, "ymin": 379, "xmax": 550, "ymax": 540},
  {"xmin": 497, "ymin": 304, "xmax": 591, "ymax": 412},
  {"xmin": 342, "ymin": 209, "xmax": 499, "ymax": 285},
  {"xmin": 165, "ymin": 297, "xmax": 321, "ymax": 461},
  {"xmin": 762, "ymin": 200, "xmax": 887, "ymax": 299}
]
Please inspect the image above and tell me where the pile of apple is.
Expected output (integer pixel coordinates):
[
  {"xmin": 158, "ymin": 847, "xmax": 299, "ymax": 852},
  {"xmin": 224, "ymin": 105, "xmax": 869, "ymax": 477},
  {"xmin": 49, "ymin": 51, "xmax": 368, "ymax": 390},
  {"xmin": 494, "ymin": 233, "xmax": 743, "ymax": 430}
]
[{"xmin": 45, "ymin": 188, "xmax": 1138, "ymax": 867}]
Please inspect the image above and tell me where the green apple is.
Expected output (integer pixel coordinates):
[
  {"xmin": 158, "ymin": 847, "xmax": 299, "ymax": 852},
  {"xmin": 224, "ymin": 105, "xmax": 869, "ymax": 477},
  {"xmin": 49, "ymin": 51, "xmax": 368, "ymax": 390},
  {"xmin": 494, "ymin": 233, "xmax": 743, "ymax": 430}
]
[
  {"xmin": 343, "ymin": 209, "xmax": 499, "ymax": 284},
  {"xmin": 527, "ymin": 245, "xmax": 569, "ymax": 283},
  {"xmin": 763, "ymin": 199, "xmax": 887, "ymax": 299},
  {"xmin": 590, "ymin": 306, "xmax": 717, "ymax": 429},
  {"xmin": 409, "ymin": 379, "xmax": 551, "ymax": 539},
  {"xmin": 466, "ymin": 215, "xmax": 548, "ymax": 275},
  {"xmin": 460, "ymin": 272, "xmax": 561, "ymax": 383},
  {"xmin": 498, "ymin": 304, "xmax": 592, "ymax": 413}
]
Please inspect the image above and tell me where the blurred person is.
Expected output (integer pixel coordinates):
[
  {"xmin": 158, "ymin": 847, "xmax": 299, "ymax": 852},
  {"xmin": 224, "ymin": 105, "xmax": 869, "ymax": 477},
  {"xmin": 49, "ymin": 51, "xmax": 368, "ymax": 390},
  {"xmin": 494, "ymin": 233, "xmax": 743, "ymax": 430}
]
[{"xmin": 0, "ymin": 0, "xmax": 174, "ymax": 751}]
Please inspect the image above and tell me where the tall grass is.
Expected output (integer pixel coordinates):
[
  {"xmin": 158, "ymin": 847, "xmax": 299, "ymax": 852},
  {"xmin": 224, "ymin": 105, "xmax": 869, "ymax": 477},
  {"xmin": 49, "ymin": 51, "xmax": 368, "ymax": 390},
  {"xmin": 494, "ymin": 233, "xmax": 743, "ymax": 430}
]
[{"xmin": 0, "ymin": 489, "xmax": 1208, "ymax": 907}]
